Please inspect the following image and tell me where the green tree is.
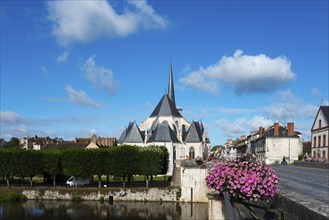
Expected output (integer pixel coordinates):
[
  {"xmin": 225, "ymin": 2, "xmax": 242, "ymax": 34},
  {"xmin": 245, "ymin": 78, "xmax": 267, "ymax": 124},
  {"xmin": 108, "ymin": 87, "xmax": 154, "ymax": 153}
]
[
  {"xmin": 112, "ymin": 145, "xmax": 140, "ymax": 186},
  {"xmin": 61, "ymin": 149, "xmax": 92, "ymax": 187},
  {"xmin": 0, "ymin": 149, "xmax": 19, "ymax": 187},
  {"xmin": 87, "ymin": 149, "xmax": 109, "ymax": 188},
  {"xmin": 3, "ymin": 137, "xmax": 23, "ymax": 149},
  {"xmin": 42, "ymin": 149, "xmax": 62, "ymax": 187}
]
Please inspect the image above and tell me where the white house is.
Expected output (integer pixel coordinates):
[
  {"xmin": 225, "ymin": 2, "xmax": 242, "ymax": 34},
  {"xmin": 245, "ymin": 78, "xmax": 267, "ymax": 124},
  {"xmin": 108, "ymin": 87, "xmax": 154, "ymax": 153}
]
[
  {"xmin": 251, "ymin": 122, "xmax": 303, "ymax": 164},
  {"xmin": 311, "ymin": 106, "xmax": 329, "ymax": 160},
  {"xmin": 118, "ymin": 65, "xmax": 210, "ymax": 175}
]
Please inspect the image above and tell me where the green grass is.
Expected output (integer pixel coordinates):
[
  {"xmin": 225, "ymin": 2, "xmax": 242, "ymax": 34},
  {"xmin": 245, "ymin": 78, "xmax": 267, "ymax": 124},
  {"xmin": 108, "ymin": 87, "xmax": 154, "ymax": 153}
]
[{"xmin": 0, "ymin": 192, "xmax": 28, "ymax": 203}]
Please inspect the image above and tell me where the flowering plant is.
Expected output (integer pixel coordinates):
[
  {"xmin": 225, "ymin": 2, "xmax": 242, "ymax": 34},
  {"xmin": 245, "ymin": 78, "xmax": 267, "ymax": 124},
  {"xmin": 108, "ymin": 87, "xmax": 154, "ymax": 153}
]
[
  {"xmin": 206, "ymin": 155, "xmax": 279, "ymax": 202},
  {"xmin": 195, "ymin": 156, "xmax": 202, "ymax": 161}
]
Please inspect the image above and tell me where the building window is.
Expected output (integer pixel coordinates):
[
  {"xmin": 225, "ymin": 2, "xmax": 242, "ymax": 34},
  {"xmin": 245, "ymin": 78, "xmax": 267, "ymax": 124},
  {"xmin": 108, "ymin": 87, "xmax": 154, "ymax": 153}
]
[
  {"xmin": 322, "ymin": 150, "xmax": 325, "ymax": 158},
  {"xmin": 173, "ymin": 146, "xmax": 176, "ymax": 162},
  {"xmin": 189, "ymin": 147, "xmax": 195, "ymax": 160},
  {"xmin": 318, "ymin": 136, "xmax": 321, "ymax": 147},
  {"xmin": 314, "ymin": 136, "xmax": 317, "ymax": 147},
  {"xmin": 180, "ymin": 147, "xmax": 185, "ymax": 159},
  {"xmin": 313, "ymin": 151, "xmax": 316, "ymax": 158},
  {"xmin": 319, "ymin": 120, "xmax": 321, "ymax": 128},
  {"xmin": 323, "ymin": 135, "xmax": 327, "ymax": 147}
]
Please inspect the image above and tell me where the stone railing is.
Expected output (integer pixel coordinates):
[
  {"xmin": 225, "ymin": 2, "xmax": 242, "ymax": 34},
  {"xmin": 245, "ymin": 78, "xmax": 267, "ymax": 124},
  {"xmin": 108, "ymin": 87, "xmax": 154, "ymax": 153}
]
[{"xmin": 293, "ymin": 161, "xmax": 329, "ymax": 170}]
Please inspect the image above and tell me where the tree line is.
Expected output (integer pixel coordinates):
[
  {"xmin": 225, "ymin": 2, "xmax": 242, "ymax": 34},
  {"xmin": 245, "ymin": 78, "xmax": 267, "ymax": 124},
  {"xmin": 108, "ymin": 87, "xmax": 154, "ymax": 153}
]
[{"xmin": 0, "ymin": 145, "xmax": 169, "ymax": 188}]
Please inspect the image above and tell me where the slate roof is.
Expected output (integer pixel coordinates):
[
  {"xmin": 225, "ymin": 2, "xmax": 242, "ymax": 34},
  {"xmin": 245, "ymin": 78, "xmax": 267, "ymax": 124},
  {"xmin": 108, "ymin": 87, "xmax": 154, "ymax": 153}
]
[
  {"xmin": 184, "ymin": 121, "xmax": 203, "ymax": 142},
  {"xmin": 263, "ymin": 123, "xmax": 299, "ymax": 138},
  {"xmin": 117, "ymin": 128, "xmax": 127, "ymax": 144},
  {"xmin": 321, "ymin": 106, "xmax": 329, "ymax": 123},
  {"xmin": 149, "ymin": 94, "xmax": 182, "ymax": 118},
  {"xmin": 311, "ymin": 106, "xmax": 329, "ymax": 130},
  {"xmin": 120, "ymin": 122, "xmax": 144, "ymax": 143},
  {"xmin": 148, "ymin": 121, "xmax": 180, "ymax": 143}
]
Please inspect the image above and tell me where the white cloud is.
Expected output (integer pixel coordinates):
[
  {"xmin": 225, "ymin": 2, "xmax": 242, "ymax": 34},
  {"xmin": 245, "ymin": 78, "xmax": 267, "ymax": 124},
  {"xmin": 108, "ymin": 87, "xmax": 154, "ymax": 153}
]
[
  {"xmin": 246, "ymin": 115, "xmax": 273, "ymax": 131},
  {"xmin": 179, "ymin": 71, "xmax": 218, "ymax": 94},
  {"xmin": 82, "ymin": 56, "xmax": 118, "ymax": 95},
  {"xmin": 47, "ymin": 0, "xmax": 167, "ymax": 46},
  {"xmin": 65, "ymin": 85, "xmax": 101, "ymax": 108},
  {"xmin": 0, "ymin": 111, "xmax": 27, "ymax": 124},
  {"xmin": 311, "ymin": 87, "xmax": 320, "ymax": 97},
  {"xmin": 216, "ymin": 115, "xmax": 273, "ymax": 139},
  {"xmin": 57, "ymin": 51, "xmax": 69, "ymax": 63},
  {"xmin": 216, "ymin": 118, "xmax": 246, "ymax": 138},
  {"xmin": 265, "ymin": 90, "xmax": 318, "ymax": 121},
  {"xmin": 40, "ymin": 65, "xmax": 49, "ymax": 76},
  {"xmin": 180, "ymin": 50, "xmax": 295, "ymax": 95}
]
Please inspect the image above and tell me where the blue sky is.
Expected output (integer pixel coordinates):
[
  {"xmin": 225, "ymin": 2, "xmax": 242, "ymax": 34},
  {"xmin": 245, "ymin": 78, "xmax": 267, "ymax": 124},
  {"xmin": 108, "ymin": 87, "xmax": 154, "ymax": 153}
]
[{"xmin": 1, "ymin": 0, "xmax": 328, "ymax": 145}]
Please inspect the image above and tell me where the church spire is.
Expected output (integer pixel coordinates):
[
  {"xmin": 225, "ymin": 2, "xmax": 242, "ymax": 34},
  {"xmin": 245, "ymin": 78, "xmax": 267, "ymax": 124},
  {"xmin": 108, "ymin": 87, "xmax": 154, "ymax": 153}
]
[{"xmin": 168, "ymin": 63, "xmax": 176, "ymax": 107}]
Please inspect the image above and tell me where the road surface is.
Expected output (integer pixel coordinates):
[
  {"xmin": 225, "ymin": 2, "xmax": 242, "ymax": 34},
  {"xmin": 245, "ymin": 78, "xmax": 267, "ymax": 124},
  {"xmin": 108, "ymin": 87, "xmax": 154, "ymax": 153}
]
[{"xmin": 272, "ymin": 165, "xmax": 329, "ymax": 204}]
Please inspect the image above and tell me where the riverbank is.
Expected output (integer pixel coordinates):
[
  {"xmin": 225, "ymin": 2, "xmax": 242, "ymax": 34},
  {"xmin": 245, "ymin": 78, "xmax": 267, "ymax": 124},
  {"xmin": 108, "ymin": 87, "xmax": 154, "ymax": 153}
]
[{"xmin": 0, "ymin": 187, "xmax": 182, "ymax": 203}]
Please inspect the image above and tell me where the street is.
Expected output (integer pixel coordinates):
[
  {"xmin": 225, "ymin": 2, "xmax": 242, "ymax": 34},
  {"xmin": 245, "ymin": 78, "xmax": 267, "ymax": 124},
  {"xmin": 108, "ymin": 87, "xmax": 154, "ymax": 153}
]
[{"xmin": 272, "ymin": 165, "xmax": 329, "ymax": 204}]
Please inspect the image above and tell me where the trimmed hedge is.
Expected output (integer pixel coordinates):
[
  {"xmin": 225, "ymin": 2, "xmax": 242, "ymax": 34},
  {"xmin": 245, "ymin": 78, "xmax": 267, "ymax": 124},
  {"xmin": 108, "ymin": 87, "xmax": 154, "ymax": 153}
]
[{"xmin": 0, "ymin": 145, "xmax": 169, "ymax": 187}]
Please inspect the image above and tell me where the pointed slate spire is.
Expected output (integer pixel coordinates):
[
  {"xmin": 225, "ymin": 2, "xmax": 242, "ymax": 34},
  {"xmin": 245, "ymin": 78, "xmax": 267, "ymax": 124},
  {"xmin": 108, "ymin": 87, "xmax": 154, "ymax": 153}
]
[{"xmin": 168, "ymin": 63, "xmax": 176, "ymax": 107}]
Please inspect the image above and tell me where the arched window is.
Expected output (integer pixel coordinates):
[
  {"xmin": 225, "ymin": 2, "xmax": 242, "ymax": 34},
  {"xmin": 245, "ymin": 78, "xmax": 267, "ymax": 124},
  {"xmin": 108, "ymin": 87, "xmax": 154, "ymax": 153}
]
[
  {"xmin": 189, "ymin": 147, "xmax": 195, "ymax": 160},
  {"xmin": 173, "ymin": 146, "xmax": 176, "ymax": 162}
]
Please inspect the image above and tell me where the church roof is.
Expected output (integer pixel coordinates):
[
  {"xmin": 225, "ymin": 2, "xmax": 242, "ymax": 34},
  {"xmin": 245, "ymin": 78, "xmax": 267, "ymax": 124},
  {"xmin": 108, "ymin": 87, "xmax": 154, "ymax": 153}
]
[
  {"xmin": 117, "ymin": 128, "xmax": 127, "ymax": 144},
  {"xmin": 184, "ymin": 121, "xmax": 203, "ymax": 143},
  {"xmin": 148, "ymin": 121, "xmax": 180, "ymax": 143},
  {"xmin": 149, "ymin": 94, "xmax": 182, "ymax": 118},
  {"xmin": 119, "ymin": 122, "xmax": 144, "ymax": 143},
  {"xmin": 168, "ymin": 64, "xmax": 176, "ymax": 107}
]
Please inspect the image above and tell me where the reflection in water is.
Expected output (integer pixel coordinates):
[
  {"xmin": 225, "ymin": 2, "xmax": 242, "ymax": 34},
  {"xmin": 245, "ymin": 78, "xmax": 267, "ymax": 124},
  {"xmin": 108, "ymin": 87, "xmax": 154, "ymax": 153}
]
[{"xmin": 0, "ymin": 200, "xmax": 208, "ymax": 220}]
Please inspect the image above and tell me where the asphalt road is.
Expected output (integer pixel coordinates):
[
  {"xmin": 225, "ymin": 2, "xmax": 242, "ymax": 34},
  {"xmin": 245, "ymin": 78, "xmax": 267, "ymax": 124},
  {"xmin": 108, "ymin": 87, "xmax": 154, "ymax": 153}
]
[{"xmin": 272, "ymin": 165, "xmax": 329, "ymax": 204}]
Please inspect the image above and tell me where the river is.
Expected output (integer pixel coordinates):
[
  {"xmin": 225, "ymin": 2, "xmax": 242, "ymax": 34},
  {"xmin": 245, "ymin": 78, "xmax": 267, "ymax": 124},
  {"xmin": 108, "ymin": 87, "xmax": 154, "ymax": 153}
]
[{"xmin": 0, "ymin": 200, "xmax": 208, "ymax": 220}]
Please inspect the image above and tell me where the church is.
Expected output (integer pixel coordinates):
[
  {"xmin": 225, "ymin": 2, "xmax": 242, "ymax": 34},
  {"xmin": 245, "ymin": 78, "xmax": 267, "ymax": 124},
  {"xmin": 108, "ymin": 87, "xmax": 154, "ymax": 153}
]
[{"xmin": 118, "ymin": 65, "xmax": 210, "ymax": 175}]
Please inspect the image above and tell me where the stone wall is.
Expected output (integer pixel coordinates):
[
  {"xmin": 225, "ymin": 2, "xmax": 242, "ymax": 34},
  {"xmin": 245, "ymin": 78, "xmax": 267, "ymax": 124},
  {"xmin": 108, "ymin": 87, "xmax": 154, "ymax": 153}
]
[
  {"xmin": 276, "ymin": 190, "xmax": 329, "ymax": 220},
  {"xmin": 180, "ymin": 164, "xmax": 209, "ymax": 202},
  {"xmin": 293, "ymin": 161, "xmax": 329, "ymax": 170},
  {"xmin": 22, "ymin": 187, "xmax": 181, "ymax": 202}
]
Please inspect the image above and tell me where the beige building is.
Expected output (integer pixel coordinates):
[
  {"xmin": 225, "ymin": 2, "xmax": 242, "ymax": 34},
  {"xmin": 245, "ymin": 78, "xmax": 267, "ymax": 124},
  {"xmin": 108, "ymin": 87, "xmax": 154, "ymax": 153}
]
[{"xmin": 251, "ymin": 122, "xmax": 303, "ymax": 164}]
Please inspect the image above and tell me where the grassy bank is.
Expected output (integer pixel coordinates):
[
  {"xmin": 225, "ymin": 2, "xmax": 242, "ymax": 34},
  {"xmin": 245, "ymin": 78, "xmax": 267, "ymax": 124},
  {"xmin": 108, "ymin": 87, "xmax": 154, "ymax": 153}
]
[{"xmin": 0, "ymin": 189, "xmax": 27, "ymax": 202}]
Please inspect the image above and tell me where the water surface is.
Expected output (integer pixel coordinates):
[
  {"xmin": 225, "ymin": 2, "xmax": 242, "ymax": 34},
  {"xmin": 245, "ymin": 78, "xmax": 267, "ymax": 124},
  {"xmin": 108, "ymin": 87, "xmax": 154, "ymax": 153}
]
[{"xmin": 0, "ymin": 200, "xmax": 208, "ymax": 220}]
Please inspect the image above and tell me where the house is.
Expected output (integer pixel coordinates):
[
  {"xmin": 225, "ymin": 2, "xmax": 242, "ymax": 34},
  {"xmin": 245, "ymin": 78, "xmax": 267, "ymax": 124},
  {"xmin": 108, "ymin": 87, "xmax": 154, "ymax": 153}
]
[
  {"xmin": 251, "ymin": 122, "xmax": 303, "ymax": 164},
  {"xmin": 42, "ymin": 134, "xmax": 117, "ymax": 150},
  {"xmin": 118, "ymin": 64, "xmax": 210, "ymax": 175},
  {"xmin": 20, "ymin": 136, "xmax": 55, "ymax": 150},
  {"xmin": 311, "ymin": 106, "xmax": 329, "ymax": 160},
  {"xmin": 85, "ymin": 134, "xmax": 117, "ymax": 149}
]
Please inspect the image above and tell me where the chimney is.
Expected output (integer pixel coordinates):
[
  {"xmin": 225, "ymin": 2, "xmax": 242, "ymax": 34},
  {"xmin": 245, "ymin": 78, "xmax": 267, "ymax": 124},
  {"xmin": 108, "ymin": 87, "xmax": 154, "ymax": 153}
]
[
  {"xmin": 288, "ymin": 122, "xmax": 294, "ymax": 136},
  {"xmin": 259, "ymin": 127, "xmax": 263, "ymax": 137},
  {"xmin": 274, "ymin": 123, "xmax": 279, "ymax": 136}
]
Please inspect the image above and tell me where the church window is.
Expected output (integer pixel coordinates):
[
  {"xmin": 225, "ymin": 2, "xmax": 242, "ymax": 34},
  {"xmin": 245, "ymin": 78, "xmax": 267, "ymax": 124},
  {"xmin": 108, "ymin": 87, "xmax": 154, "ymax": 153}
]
[{"xmin": 189, "ymin": 147, "xmax": 195, "ymax": 160}]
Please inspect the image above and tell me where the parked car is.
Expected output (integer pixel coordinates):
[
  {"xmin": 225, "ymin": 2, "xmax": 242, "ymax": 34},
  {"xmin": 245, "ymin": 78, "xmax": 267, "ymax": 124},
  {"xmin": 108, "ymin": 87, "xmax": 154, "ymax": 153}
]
[{"xmin": 66, "ymin": 176, "xmax": 92, "ymax": 187}]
